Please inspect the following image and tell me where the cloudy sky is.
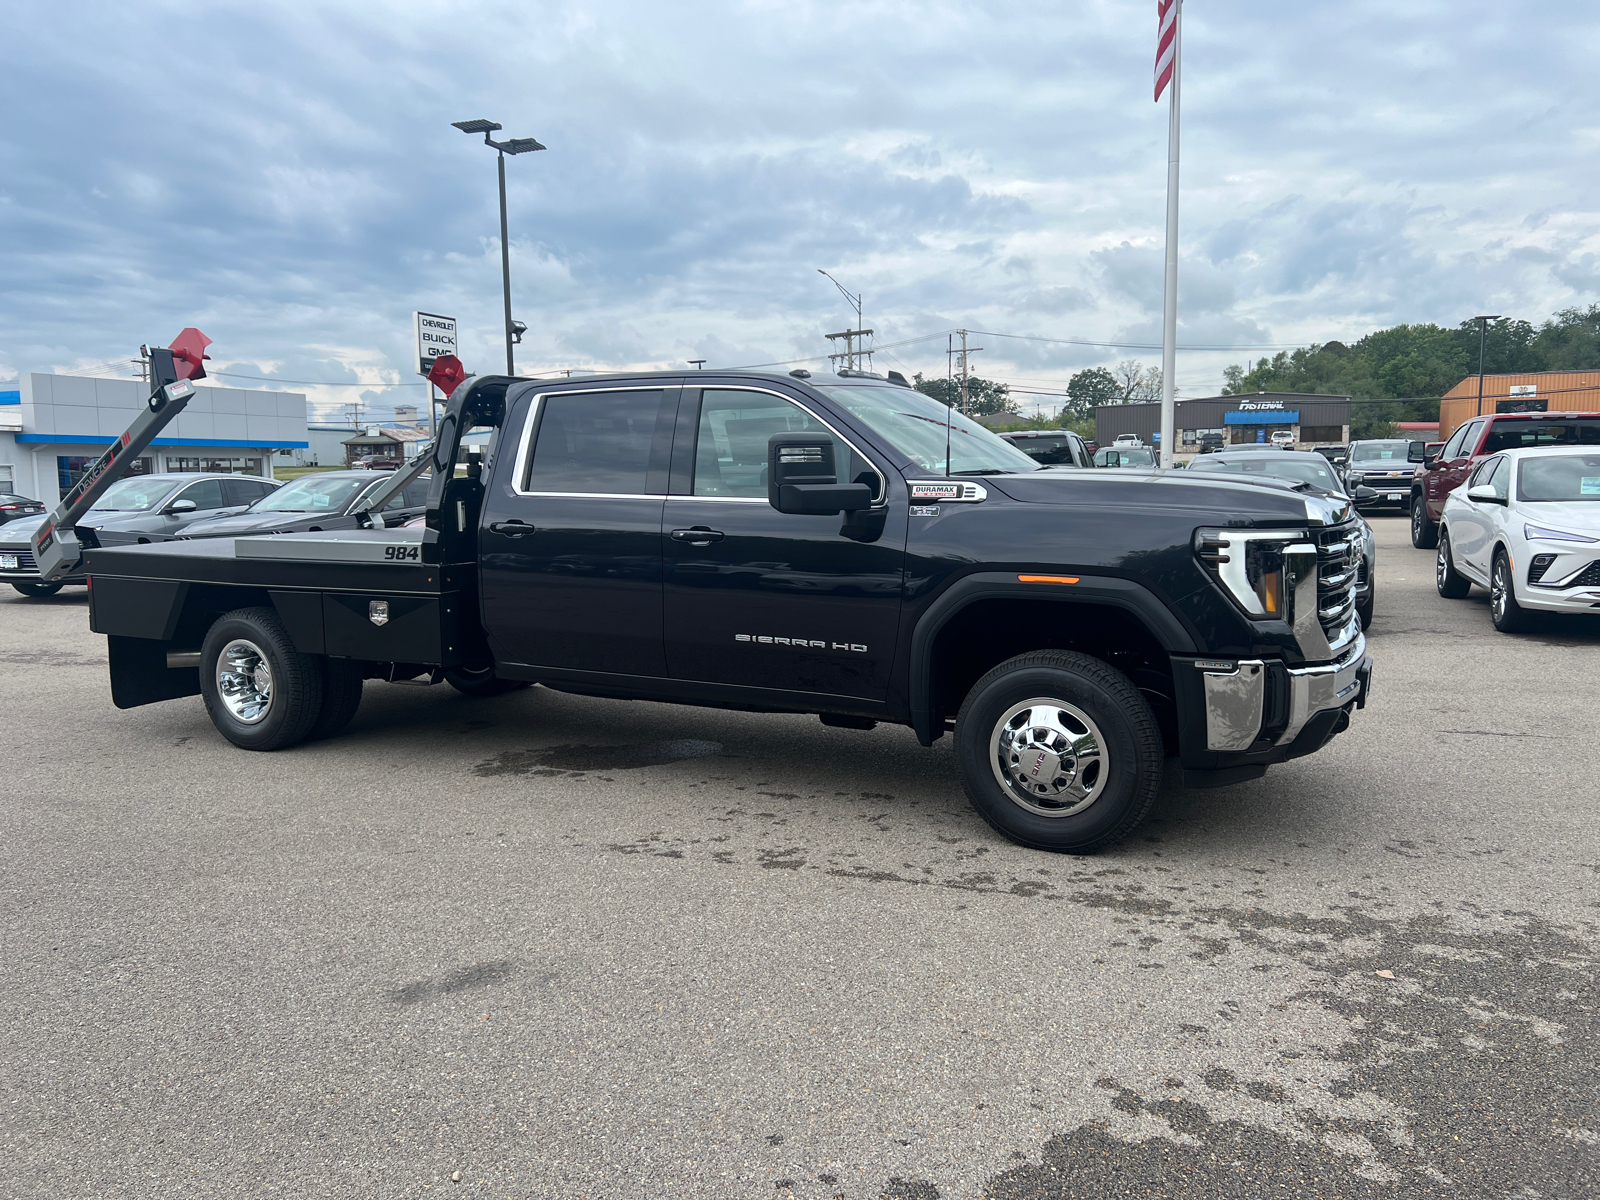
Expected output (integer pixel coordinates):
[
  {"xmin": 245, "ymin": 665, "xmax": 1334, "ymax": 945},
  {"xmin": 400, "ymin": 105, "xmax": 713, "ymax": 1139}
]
[{"xmin": 4, "ymin": 1, "xmax": 1598, "ymax": 418}]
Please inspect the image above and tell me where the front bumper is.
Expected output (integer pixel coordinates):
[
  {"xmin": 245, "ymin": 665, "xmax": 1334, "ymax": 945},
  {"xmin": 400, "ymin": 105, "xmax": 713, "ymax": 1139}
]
[{"xmin": 1172, "ymin": 634, "xmax": 1370, "ymax": 784}]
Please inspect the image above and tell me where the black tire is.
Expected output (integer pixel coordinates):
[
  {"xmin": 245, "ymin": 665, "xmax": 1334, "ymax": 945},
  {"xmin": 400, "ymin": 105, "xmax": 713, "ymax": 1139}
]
[
  {"xmin": 199, "ymin": 607, "xmax": 324, "ymax": 751},
  {"xmin": 1435, "ymin": 528, "xmax": 1471, "ymax": 599},
  {"xmin": 308, "ymin": 658, "xmax": 364, "ymax": 740},
  {"xmin": 12, "ymin": 582, "xmax": 63, "ymax": 598},
  {"xmin": 444, "ymin": 665, "xmax": 529, "ymax": 697},
  {"xmin": 1410, "ymin": 494, "xmax": 1438, "ymax": 549},
  {"xmin": 1490, "ymin": 550, "xmax": 1535, "ymax": 634},
  {"xmin": 1356, "ymin": 582, "xmax": 1374, "ymax": 631},
  {"xmin": 954, "ymin": 650, "xmax": 1163, "ymax": 854}
]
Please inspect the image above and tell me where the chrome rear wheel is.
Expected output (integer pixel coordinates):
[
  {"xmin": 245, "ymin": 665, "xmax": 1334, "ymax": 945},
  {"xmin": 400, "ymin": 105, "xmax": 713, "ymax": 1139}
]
[{"xmin": 217, "ymin": 639, "xmax": 274, "ymax": 723}]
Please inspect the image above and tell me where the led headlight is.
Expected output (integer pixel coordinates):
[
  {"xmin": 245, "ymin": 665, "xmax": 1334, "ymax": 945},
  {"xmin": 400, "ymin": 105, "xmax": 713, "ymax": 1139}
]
[
  {"xmin": 1195, "ymin": 528, "xmax": 1312, "ymax": 619},
  {"xmin": 1346, "ymin": 471, "xmax": 1365, "ymax": 484},
  {"xmin": 1524, "ymin": 523, "xmax": 1599, "ymax": 544}
]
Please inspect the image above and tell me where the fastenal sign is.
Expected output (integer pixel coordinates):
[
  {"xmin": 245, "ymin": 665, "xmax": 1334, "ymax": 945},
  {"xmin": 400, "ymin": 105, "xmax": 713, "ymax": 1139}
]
[{"xmin": 414, "ymin": 312, "xmax": 458, "ymax": 377}]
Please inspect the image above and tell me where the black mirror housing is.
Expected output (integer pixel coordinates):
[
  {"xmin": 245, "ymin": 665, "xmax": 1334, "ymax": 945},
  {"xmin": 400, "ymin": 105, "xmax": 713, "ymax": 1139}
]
[
  {"xmin": 768, "ymin": 433, "xmax": 873, "ymax": 514},
  {"xmin": 1353, "ymin": 485, "xmax": 1378, "ymax": 501}
]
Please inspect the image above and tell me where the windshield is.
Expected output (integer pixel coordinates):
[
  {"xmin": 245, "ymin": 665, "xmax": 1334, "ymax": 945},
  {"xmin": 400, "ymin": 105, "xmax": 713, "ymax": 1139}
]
[
  {"xmin": 814, "ymin": 384, "xmax": 1040, "ymax": 474},
  {"xmin": 1006, "ymin": 435, "xmax": 1076, "ymax": 464},
  {"xmin": 1100, "ymin": 447, "xmax": 1155, "ymax": 466},
  {"xmin": 1188, "ymin": 455, "xmax": 1341, "ymax": 491},
  {"xmin": 90, "ymin": 478, "xmax": 176, "ymax": 512},
  {"xmin": 1350, "ymin": 440, "xmax": 1412, "ymax": 463},
  {"xmin": 1517, "ymin": 453, "xmax": 1600, "ymax": 502},
  {"xmin": 250, "ymin": 474, "xmax": 371, "ymax": 513}
]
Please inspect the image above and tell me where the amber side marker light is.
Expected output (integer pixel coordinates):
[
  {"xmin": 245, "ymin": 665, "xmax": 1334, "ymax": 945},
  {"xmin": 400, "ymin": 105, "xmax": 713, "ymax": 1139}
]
[{"xmin": 1018, "ymin": 574, "xmax": 1080, "ymax": 585}]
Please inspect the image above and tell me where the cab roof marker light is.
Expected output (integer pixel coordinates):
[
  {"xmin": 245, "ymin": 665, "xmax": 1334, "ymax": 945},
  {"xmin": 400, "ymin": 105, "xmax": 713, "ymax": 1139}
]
[{"xmin": 1017, "ymin": 574, "xmax": 1080, "ymax": 585}]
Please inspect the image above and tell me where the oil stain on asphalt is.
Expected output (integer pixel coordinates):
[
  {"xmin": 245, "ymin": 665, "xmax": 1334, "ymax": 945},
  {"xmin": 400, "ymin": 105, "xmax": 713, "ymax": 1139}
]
[{"xmin": 471, "ymin": 739, "xmax": 723, "ymax": 777}]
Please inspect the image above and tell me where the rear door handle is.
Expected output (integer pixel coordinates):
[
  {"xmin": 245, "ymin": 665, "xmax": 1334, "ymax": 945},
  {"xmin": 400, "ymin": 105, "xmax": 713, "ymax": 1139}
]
[
  {"xmin": 671, "ymin": 527, "xmax": 724, "ymax": 544},
  {"xmin": 489, "ymin": 519, "xmax": 536, "ymax": 537}
]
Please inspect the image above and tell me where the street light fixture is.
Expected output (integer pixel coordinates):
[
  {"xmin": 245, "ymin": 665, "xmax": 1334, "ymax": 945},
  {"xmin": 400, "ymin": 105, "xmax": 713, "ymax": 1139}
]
[
  {"xmin": 817, "ymin": 268, "xmax": 871, "ymax": 371},
  {"xmin": 452, "ymin": 118, "xmax": 546, "ymax": 375},
  {"xmin": 1471, "ymin": 314, "xmax": 1504, "ymax": 416}
]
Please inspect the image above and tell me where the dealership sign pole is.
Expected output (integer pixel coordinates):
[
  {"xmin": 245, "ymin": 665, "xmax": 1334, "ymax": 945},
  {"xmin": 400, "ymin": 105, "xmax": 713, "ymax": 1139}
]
[
  {"xmin": 414, "ymin": 311, "xmax": 458, "ymax": 436},
  {"xmin": 1155, "ymin": 0, "xmax": 1182, "ymax": 467}
]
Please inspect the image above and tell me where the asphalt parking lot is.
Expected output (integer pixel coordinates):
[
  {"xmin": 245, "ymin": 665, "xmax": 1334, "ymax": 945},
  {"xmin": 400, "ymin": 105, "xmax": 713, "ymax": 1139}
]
[{"xmin": 1, "ymin": 515, "xmax": 1596, "ymax": 1199}]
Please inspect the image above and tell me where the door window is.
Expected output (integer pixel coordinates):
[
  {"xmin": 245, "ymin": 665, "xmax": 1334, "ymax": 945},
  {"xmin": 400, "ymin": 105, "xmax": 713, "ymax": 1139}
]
[
  {"xmin": 1439, "ymin": 425, "xmax": 1470, "ymax": 461},
  {"xmin": 224, "ymin": 478, "xmax": 276, "ymax": 506},
  {"xmin": 692, "ymin": 389, "xmax": 842, "ymax": 498},
  {"xmin": 174, "ymin": 479, "xmax": 228, "ymax": 510},
  {"xmin": 525, "ymin": 390, "xmax": 666, "ymax": 495}
]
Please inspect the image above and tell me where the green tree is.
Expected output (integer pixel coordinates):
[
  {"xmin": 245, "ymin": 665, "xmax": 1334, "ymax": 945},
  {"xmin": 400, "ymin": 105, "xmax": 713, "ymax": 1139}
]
[
  {"xmin": 1064, "ymin": 366, "xmax": 1122, "ymax": 420},
  {"xmin": 911, "ymin": 373, "xmax": 1015, "ymax": 416},
  {"xmin": 1529, "ymin": 305, "xmax": 1600, "ymax": 370}
]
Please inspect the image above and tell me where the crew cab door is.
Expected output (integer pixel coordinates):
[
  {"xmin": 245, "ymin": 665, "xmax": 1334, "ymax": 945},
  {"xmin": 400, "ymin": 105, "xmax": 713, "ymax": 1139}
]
[
  {"xmin": 479, "ymin": 387, "xmax": 678, "ymax": 676},
  {"xmin": 662, "ymin": 386, "xmax": 905, "ymax": 701}
]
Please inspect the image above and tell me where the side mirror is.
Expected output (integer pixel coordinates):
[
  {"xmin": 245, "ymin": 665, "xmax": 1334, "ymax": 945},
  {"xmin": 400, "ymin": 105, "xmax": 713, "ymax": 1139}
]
[
  {"xmin": 1465, "ymin": 483, "xmax": 1504, "ymax": 505},
  {"xmin": 1424, "ymin": 456, "xmax": 1441, "ymax": 470},
  {"xmin": 165, "ymin": 498, "xmax": 198, "ymax": 514},
  {"xmin": 768, "ymin": 433, "xmax": 872, "ymax": 515}
]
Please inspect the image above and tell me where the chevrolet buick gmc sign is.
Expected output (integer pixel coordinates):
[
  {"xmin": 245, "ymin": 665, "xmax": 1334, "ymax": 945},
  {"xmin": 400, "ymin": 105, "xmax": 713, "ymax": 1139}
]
[{"xmin": 414, "ymin": 311, "xmax": 459, "ymax": 376}]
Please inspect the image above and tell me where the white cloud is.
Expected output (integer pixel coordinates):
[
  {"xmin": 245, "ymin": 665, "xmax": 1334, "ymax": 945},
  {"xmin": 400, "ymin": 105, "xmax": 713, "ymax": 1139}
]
[{"xmin": 2, "ymin": 0, "xmax": 1597, "ymax": 406}]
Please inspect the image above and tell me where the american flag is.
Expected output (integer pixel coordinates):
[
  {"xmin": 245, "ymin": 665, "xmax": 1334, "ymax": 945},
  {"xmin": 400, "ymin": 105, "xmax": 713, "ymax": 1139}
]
[{"xmin": 1155, "ymin": 0, "xmax": 1179, "ymax": 102}]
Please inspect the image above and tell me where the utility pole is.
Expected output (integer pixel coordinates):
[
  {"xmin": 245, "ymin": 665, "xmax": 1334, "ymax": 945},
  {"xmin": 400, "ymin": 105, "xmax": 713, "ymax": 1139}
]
[
  {"xmin": 1471, "ymin": 314, "xmax": 1504, "ymax": 416},
  {"xmin": 687, "ymin": 359, "xmax": 706, "ymax": 370},
  {"xmin": 825, "ymin": 327, "xmax": 874, "ymax": 372},
  {"xmin": 132, "ymin": 346, "xmax": 150, "ymax": 383},
  {"xmin": 952, "ymin": 329, "xmax": 982, "ymax": 415}
]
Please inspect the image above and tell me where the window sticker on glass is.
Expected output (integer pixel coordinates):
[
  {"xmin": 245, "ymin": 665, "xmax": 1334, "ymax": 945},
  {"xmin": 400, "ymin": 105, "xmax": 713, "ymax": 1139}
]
[{"xmin": 1583, "ymin": 477, "xmax": 1600, "ymax": 496}]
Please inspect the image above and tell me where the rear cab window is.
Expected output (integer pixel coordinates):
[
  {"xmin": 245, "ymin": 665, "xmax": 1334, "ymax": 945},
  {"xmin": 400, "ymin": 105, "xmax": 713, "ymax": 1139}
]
[
  {"xmin": 522, "ymin": 389, "xmax": 673, "ymax": 495},
  {"xmin": 1481, "ymin": 418, "xmax": 1600, "ymax": 454}
]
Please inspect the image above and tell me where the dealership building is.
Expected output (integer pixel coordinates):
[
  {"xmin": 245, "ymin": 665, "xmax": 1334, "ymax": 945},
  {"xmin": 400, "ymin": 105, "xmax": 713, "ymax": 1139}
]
[
  {"xmin": 0, "ymin": 373, "xmax": 309, "ymax": 501},
  {"xmin": 1094, "ymin": 392, "xmax": 1352, "ymax": 453}
]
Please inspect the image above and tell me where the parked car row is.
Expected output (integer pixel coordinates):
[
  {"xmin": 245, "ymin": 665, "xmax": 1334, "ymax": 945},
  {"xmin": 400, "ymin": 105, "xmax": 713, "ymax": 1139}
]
[{"xmin": 0, "ymin": 470, "xmax": 430, "ymax": 598}]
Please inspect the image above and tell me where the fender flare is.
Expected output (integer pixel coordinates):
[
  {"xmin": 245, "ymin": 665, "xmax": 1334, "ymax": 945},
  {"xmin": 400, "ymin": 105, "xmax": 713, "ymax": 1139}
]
[{"xmin": 907, "ymin": 571, "xmax": 1199, "ymax": 746}]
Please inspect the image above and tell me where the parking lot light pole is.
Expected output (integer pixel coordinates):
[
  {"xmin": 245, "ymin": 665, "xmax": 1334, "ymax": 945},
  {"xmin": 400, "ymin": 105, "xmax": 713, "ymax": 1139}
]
[
  {"xmin": 452, "ymin": 120, "xmax": 546, "ymax": 376},
  {"xmin": 1471, "ymin": 314, "xmax": 1503, "ymax": 417}
]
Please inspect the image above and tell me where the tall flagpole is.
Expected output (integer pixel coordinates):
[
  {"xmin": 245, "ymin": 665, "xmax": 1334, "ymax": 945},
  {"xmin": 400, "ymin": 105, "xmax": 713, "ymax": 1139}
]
[{"xmin": 1158, "ymin": 1, "xmax": 1182, "ymax": 468}]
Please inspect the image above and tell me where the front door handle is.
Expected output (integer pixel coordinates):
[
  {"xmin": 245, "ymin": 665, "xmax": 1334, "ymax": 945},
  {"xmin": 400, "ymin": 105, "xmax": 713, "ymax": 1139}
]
[
  {"xmin": 671, "ymin": 527, "xmax": 725, "ymax": 545},
  {"xmin": 489, "ymin": 519, "xmax": 536, "ymax": 537}
]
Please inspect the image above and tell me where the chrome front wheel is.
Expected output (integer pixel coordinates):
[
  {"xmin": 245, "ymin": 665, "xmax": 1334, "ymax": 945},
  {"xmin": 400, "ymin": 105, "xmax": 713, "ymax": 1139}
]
[
  {"xmin": 217, "ymin": 639, "xmax": 274, "ymax": 723},
  {"xmin": 990, "ymin": 697, "xmax": 1108, "ymax": 817}
]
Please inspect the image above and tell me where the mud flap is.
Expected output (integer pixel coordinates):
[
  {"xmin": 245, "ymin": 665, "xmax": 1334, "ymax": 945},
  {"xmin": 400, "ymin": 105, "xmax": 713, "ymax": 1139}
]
[{"xmin": 107, "ymin": 635, "xmax": 202, "ymax": 709}]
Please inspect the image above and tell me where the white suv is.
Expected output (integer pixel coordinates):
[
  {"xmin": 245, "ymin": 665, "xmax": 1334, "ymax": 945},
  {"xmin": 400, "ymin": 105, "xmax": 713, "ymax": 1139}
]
[{"xmin": 1269, "ymin": 430, "xmax": 1296, "ymax": 447}]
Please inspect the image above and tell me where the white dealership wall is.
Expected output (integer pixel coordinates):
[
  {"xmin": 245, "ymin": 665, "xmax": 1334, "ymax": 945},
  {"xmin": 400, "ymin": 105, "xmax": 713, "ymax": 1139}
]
[{"xmin": 0, "ymin": 374, "xmax": 310, "ymax": 499}]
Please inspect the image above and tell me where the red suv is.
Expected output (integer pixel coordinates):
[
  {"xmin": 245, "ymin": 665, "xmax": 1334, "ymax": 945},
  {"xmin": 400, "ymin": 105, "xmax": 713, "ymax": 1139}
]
[{"xmin": 1410, "ymin": 411, "xmax": 1600, "ymax": 547}]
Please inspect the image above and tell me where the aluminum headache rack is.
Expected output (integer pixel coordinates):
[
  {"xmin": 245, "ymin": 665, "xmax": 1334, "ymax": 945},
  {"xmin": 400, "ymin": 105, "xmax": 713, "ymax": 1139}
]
[{"xmin": 31, "ymin": 329, "xmax": 212, "ymax": 583}]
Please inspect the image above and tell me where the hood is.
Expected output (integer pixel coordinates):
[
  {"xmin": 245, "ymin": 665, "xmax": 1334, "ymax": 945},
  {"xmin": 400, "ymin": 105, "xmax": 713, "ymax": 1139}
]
[
  {"xmin": 79, "ymin": 510, "xmax": 168, "ymax": 532},
  {"xmin": 1516, "ymin": 501, "xmax": 1600, "ymax": 535},
  {"xmin": 0, "ymin": 513, "xmax": 49, "ymax": 544},
  {"xmin": 986, "ymin": 469, "xmax": 1354, "ymax": 527},
  {"xmin": 182, "ymin": 512, "xmax": 304, "ymax": 536}
]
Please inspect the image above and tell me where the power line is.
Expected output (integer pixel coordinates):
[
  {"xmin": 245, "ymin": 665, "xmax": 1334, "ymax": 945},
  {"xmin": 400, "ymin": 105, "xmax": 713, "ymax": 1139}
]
[{"xmin": 212, "ymin": 371, "xmax": 426, "ymax": 388}]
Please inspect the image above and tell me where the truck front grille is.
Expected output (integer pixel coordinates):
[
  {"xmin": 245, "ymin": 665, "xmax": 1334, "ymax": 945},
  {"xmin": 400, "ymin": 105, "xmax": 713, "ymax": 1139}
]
[{"xmin": 1314, "ymin": 525, "xmax": 1361, "ymax": 643}]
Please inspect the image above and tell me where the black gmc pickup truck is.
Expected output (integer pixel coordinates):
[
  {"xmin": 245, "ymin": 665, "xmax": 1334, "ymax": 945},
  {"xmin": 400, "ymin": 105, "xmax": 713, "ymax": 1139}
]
[{"xmin": 84, "ymin": 370, "xmax": 1371, "ymax": 853}]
